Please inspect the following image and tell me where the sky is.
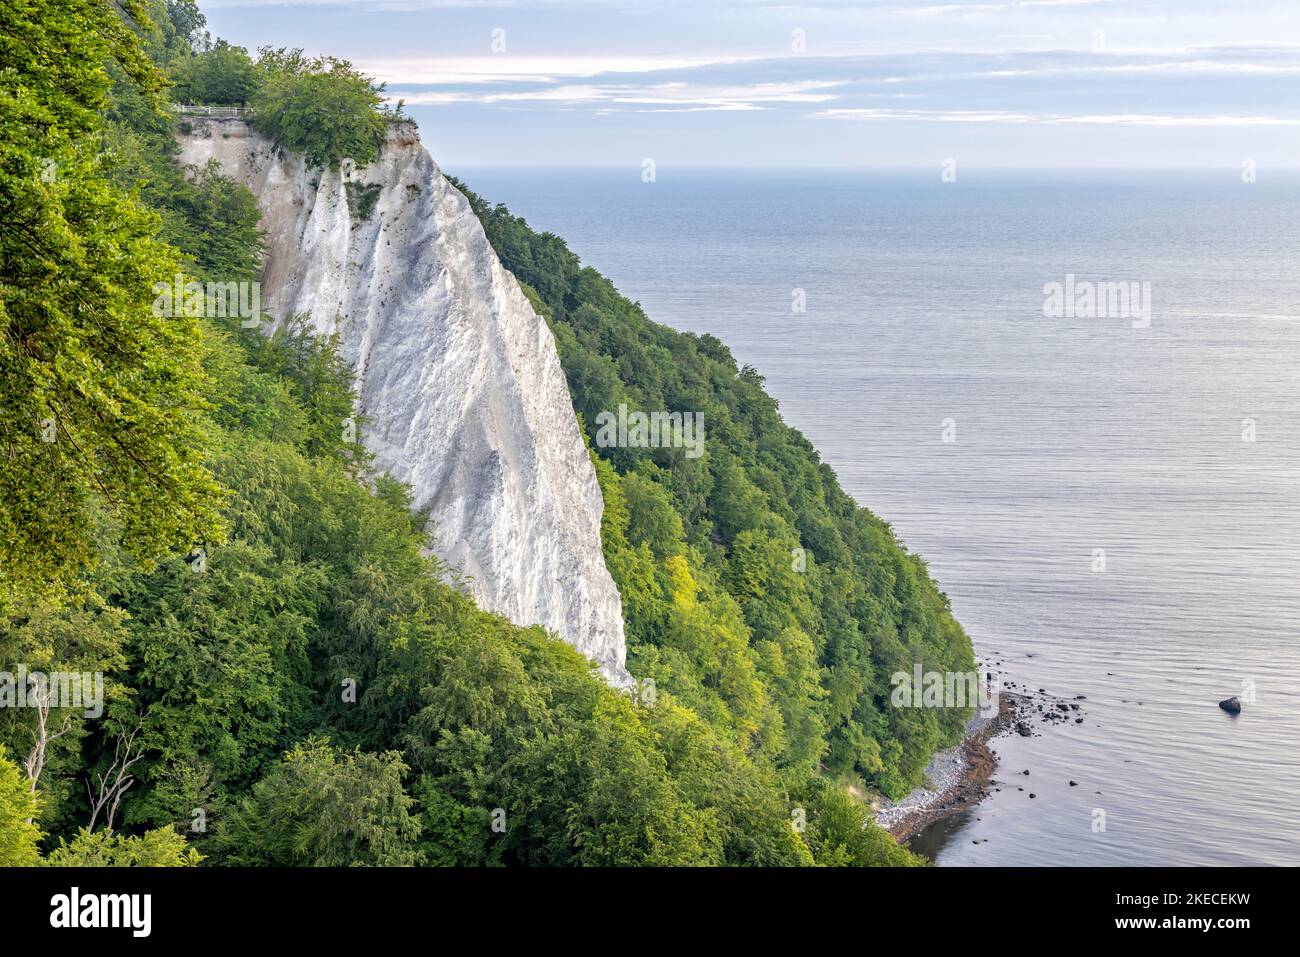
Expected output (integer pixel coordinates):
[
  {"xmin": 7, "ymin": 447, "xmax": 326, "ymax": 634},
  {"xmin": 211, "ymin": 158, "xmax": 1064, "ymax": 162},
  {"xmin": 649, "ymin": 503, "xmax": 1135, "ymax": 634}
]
[{"xmin": 200, "ymin": 0, "xmax": 1300, "ymax": 168}]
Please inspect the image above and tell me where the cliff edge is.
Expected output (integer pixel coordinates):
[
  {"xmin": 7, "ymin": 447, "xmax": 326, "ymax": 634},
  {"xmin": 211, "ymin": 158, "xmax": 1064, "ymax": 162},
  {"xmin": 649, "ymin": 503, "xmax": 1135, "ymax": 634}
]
[{"xmin": 177, "ymin": 117, "xmax": 630, "ymax": 686}]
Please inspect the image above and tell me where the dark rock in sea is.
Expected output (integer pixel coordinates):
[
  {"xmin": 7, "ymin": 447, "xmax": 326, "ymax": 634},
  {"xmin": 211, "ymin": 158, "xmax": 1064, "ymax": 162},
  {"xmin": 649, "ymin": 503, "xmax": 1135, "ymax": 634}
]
[
  {"xmin": 1022, "ymin": 770, "xmax": 1030, "ymax": 775},
  {"xmin": 1076, "ymin": 695, "xmax": 1087, "ymax": 700},
  {"xmin": 1219, "ymin": 696, "xmax": 1242, "ymax": 714},
  {"xmin": 1069, "ymin": 781, "xmax": 1078, "ymax": 787},
  {"xmin": 1029, "ymin": 793, "xmax": 1036, "ymax": 799},
  {"xmin": 1075, "ymin": 717, "xmax": 1083, "ymax": 723}
]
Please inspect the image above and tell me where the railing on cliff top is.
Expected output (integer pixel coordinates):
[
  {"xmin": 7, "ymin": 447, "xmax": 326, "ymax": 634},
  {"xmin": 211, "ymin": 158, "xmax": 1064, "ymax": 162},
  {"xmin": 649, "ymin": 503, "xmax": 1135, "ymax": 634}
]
[
  {"xmin": 172, "ymin": 104, "xmax": 412, "ymax": 126},
  {"xmin": 173, "ymin": 104, "xmax": 251, "ymax": 119}
]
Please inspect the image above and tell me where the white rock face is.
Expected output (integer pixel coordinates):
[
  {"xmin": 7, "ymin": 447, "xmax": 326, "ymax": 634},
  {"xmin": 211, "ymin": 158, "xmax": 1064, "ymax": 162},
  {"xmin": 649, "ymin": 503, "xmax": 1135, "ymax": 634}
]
[{"xmin": 177, "ymin": 118, "xmax": 629, "ymax": 686}]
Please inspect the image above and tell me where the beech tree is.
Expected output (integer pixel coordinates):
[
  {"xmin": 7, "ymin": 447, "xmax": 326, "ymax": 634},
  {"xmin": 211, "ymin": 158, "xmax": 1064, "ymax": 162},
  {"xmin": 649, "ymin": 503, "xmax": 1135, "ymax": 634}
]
[
  {"xmin": 170, "ymin": 42, "xmax": 260, "ymax": 106},
  {"xmin": 0, "ymin": 746, "xmax": 41, "ymax": 865},
  {"xmin": 251, "ymin": 48, "xmax": 391, "ymax": 170},
  {"xmin": 215, "ymin": 738, "xmax": 422, "ymax": 867},
  {"xmin": 0, "ymin": 0, "xmax": 226, "ymax": 605},
  {"xmin": 44, "ymin": 825, "xmax": 202, "ymax": 866}
]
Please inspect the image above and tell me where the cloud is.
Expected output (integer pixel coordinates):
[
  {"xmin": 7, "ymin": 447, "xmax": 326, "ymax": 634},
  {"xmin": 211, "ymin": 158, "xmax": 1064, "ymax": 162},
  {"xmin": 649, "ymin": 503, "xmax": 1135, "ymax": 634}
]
[
  {"xmin": 898, "ymin": 0, "xmax": 1113, "ymax": 16},
  {"xmin": 374, "ymin": 42, "xmax": 1300, "ymax": 122},
  {"xmin": 200, "ymin": 0, "xmax": 1300, "ymax": 163},
  {"xmin": 390, "ymin": 79, "xmax": 843, "ymax": 110},
  {"xmin": 815, "ymin": 108, "xmax": 1300, "ymax": 125},
  {"xmin": 357, "ymin": 55, "xmax": 759, "ymax": 86}
]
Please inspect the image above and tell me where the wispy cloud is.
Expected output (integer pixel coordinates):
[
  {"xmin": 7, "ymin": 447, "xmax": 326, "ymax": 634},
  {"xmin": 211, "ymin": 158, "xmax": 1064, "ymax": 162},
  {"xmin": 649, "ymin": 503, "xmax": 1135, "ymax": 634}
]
[
  {"xmin": 359, "ymin": 55, "xmax": 752, "ymax": 86},
  {"xmin": 377, "ymin": 44, "xmax": 1300, "ymax": 125},
  {"xmin": 390, "ymin": 79, "xmax": 841, "ymax": 110},
  {"xmin": 897, "ymin": 0, "xmax": 1114, "ymax": 16},
  {"xmin": 201, "ymin": 0, "xmax": 1300, "ymax": 165},
  {"xmin": 816, "ymin": 108, "xmax": 1300, "ymax": 125}
]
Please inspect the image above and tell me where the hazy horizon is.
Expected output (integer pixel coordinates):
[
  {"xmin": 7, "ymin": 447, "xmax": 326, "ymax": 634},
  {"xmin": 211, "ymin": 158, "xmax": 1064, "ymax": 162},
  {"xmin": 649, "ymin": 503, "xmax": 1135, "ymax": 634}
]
[
  {"xmin": 445, "ymin": 162, "xmax": 1300, "ymax": 170},
  {"xmin": 201, "ymin": 0, "xmax": 1300, "ymax": 169}
]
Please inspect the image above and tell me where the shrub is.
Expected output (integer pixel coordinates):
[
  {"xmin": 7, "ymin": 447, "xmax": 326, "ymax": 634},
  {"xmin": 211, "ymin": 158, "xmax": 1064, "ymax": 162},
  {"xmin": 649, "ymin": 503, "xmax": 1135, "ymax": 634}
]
[
  {"xmin": 251, "ymin": 48, "xmax": 389, "ymax": 170},
  {"xmin": 170, "ymin": 42, "xmax": 261, "ymax": 105}
]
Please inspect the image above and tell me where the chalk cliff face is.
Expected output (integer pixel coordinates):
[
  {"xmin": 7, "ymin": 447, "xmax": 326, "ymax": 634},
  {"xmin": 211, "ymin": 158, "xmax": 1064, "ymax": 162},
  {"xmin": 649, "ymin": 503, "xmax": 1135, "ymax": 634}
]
[{"xmin": 177, "ymin": 117, "xmax": 630, "ymax": 687}]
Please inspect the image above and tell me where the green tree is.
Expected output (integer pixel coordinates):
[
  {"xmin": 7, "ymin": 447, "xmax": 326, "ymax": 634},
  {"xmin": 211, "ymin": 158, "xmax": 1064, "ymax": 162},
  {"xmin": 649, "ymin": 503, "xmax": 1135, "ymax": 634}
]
[
  {"xmin": 0, "ymin": 0, "xmax": 226, "ymax": 605},
  {"xmin": 802, "ymin": 784, "xmax": 925, "ymax": 867},
  {"xmin": 114, "ymin": 539, "xmax": 326, "ymax": 825},
  {"xmin": 44, "ymin": 825, "xmax": 202, "ymax": 866},
  {"xmin": 251, "ymin": 48, "xmax": 391, "ymax": 170},
  {"xmin": 457, "ymin": 178, "xmax": 977, "ymax": 800},
  {"xmin": 0, "ymin": 745, "xmax": 42, "ymax": 866},
  {"xmin": 236, "ymin": 316, "xmax": 368, "ymax": 468},
  {"xmin": 170, "ymin": 42, "xmax": 260, "ymax": 105},
  {"xmin": 0, "ymin": 588, "xmax": 129, "ymax": 832},
  {"xmin": 215, "ymin": 737, "xmax": 422, "ymax": 866}
]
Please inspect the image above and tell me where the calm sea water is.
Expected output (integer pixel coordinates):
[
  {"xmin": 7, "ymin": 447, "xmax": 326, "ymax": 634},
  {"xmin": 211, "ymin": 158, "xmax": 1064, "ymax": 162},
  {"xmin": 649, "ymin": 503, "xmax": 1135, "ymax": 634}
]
[{"xmin": 454, "ymin": 167, "xmax": 1300, "ymax": 866}]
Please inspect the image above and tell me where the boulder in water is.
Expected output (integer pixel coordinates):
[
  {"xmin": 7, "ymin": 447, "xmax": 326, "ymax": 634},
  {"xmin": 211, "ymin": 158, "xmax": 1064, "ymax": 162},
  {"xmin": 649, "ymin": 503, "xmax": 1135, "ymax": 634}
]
[{"xmin": 1218, "ymin": 696, "xmax": 1242, "ymax": 714}]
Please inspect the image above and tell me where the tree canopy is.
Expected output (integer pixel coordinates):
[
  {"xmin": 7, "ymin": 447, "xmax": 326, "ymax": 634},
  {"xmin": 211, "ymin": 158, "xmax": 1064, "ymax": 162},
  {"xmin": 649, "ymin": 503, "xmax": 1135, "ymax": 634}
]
[
  {"xmin": 0, "ymin": 0, "xmax": 964, "ymax": 868},
  {"xmin": 456, "ymin": 179, "xmax": 976, "ymax": 799},
  {"xmin": 0, "ymin": 0, "xmax": 226, "ymax": 607},
  {"xmin": 250, "ymin": 48, "xmax": 393, "ymax": 170}
]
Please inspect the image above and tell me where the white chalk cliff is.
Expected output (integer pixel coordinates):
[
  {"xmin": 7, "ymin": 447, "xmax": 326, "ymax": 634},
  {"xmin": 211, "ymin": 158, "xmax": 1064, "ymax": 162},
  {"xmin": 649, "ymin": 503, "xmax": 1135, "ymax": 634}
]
[{"xmin": 177, "ymin": 117, "xmax": 630, "ymax": 686}]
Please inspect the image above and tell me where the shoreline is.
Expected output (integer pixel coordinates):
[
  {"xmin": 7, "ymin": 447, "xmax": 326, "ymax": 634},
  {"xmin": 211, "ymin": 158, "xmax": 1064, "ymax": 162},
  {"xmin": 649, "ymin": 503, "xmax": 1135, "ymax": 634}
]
[{"xmin": 874, "ymin": 693, "xmax": 1018, "ymax": 843}]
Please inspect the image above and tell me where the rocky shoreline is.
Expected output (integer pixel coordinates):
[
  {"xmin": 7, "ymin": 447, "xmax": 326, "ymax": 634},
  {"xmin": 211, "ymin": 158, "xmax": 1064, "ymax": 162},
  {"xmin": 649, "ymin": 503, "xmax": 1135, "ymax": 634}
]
[
  {"xmin": 874, "ymin": 694, "xmax": 1015, "ymax": 842},
  {"xmin": 874, "ymin": 679, "xmax": 1092, "ymax": 844}
]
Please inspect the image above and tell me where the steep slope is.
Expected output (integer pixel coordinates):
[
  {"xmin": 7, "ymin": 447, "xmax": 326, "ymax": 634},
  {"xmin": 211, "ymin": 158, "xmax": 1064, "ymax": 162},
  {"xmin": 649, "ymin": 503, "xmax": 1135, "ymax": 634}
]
[
  {"xmin": 459, "ymin": 183, "xmax": 976, "ymax": 797},
  {"xmin": 177, "ymin": 117, "xmax": 629, "ymax": 686}
]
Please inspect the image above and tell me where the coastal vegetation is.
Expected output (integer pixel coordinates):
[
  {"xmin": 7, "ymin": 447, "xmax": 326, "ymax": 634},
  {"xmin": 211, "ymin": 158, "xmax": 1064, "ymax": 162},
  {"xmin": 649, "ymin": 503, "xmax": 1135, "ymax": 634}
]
[
  {"xmin": 457, "ymin": 183, "xmax": 976, "ymax": 799},
  {"xmin": 0, "ymin": 0, "xmax": 970, "ymax": 866}
]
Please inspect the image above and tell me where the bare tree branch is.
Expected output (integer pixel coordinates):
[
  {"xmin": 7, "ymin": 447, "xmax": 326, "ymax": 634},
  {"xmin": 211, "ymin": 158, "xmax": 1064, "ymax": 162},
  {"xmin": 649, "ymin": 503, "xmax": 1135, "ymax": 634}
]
[
  {"xmin": 22, "ymin": 676, "xmax": 73, "ymax": 823},
  {"xmin": 86, "ymin": 724, "xmax": 144, "ymax": 832}
]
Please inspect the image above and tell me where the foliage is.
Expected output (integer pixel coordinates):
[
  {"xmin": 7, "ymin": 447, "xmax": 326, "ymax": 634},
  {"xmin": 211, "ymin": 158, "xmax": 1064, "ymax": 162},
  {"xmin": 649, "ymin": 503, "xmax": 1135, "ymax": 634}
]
[
  {"xmin": 345, "ymin": 181, "xmax": 383, "ymax": 220},
  {"xmin": 0, "ymin": 746, "xmax": 42, "ymax": 866},
  {"xmin": 2, "ymin": 748, "xmax": 200, "ymax": 866},
  {"xmin": 214, "ymin": 738, "xmax": 421, "ymax": 866},
  {"xmin": 0, "ymin": 587, "xmax": 129, "ymax": 833},
  {"xmin": 250, "ymin": 48, "xmax": 390, "ymax": 170},
  {"xmin": 0, "ymin": 0, "xmax": 945, "ymax": 868},
  {"xmin": 44, "ymin": 825, "xmax": 202, "ymax": 866},
  {"xmin": 799, "ymin": 779, "xmax": 926, "ymax": 867},
  {"xmin": 231, "ymin": 316, "xmax": 369, "ymax": 468},
  {"xmin": 0, "ymin": 0, "xmax": 226, "ymax": 606},
  {"xmin": 170, "ymin": 41, "xmax": 260, "ymax": 105},
  {"xmin": 455, "ymin": 179, "xmax": 976, "ymax": 799}
]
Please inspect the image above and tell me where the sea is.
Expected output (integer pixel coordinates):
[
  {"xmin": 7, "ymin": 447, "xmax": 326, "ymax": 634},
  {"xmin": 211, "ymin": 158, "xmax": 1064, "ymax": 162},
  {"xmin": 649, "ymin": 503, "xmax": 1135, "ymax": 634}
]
[{"xmin": 452, "ymin": 166, "xmax": 1300, "ymax": 866}]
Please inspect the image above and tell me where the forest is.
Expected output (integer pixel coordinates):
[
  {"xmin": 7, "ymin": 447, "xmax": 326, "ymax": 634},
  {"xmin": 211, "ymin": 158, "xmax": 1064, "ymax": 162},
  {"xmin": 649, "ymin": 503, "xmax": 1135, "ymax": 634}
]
[{"xmin": 0, "ymin": 0, "xmax": 972, "ymax": 866}]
